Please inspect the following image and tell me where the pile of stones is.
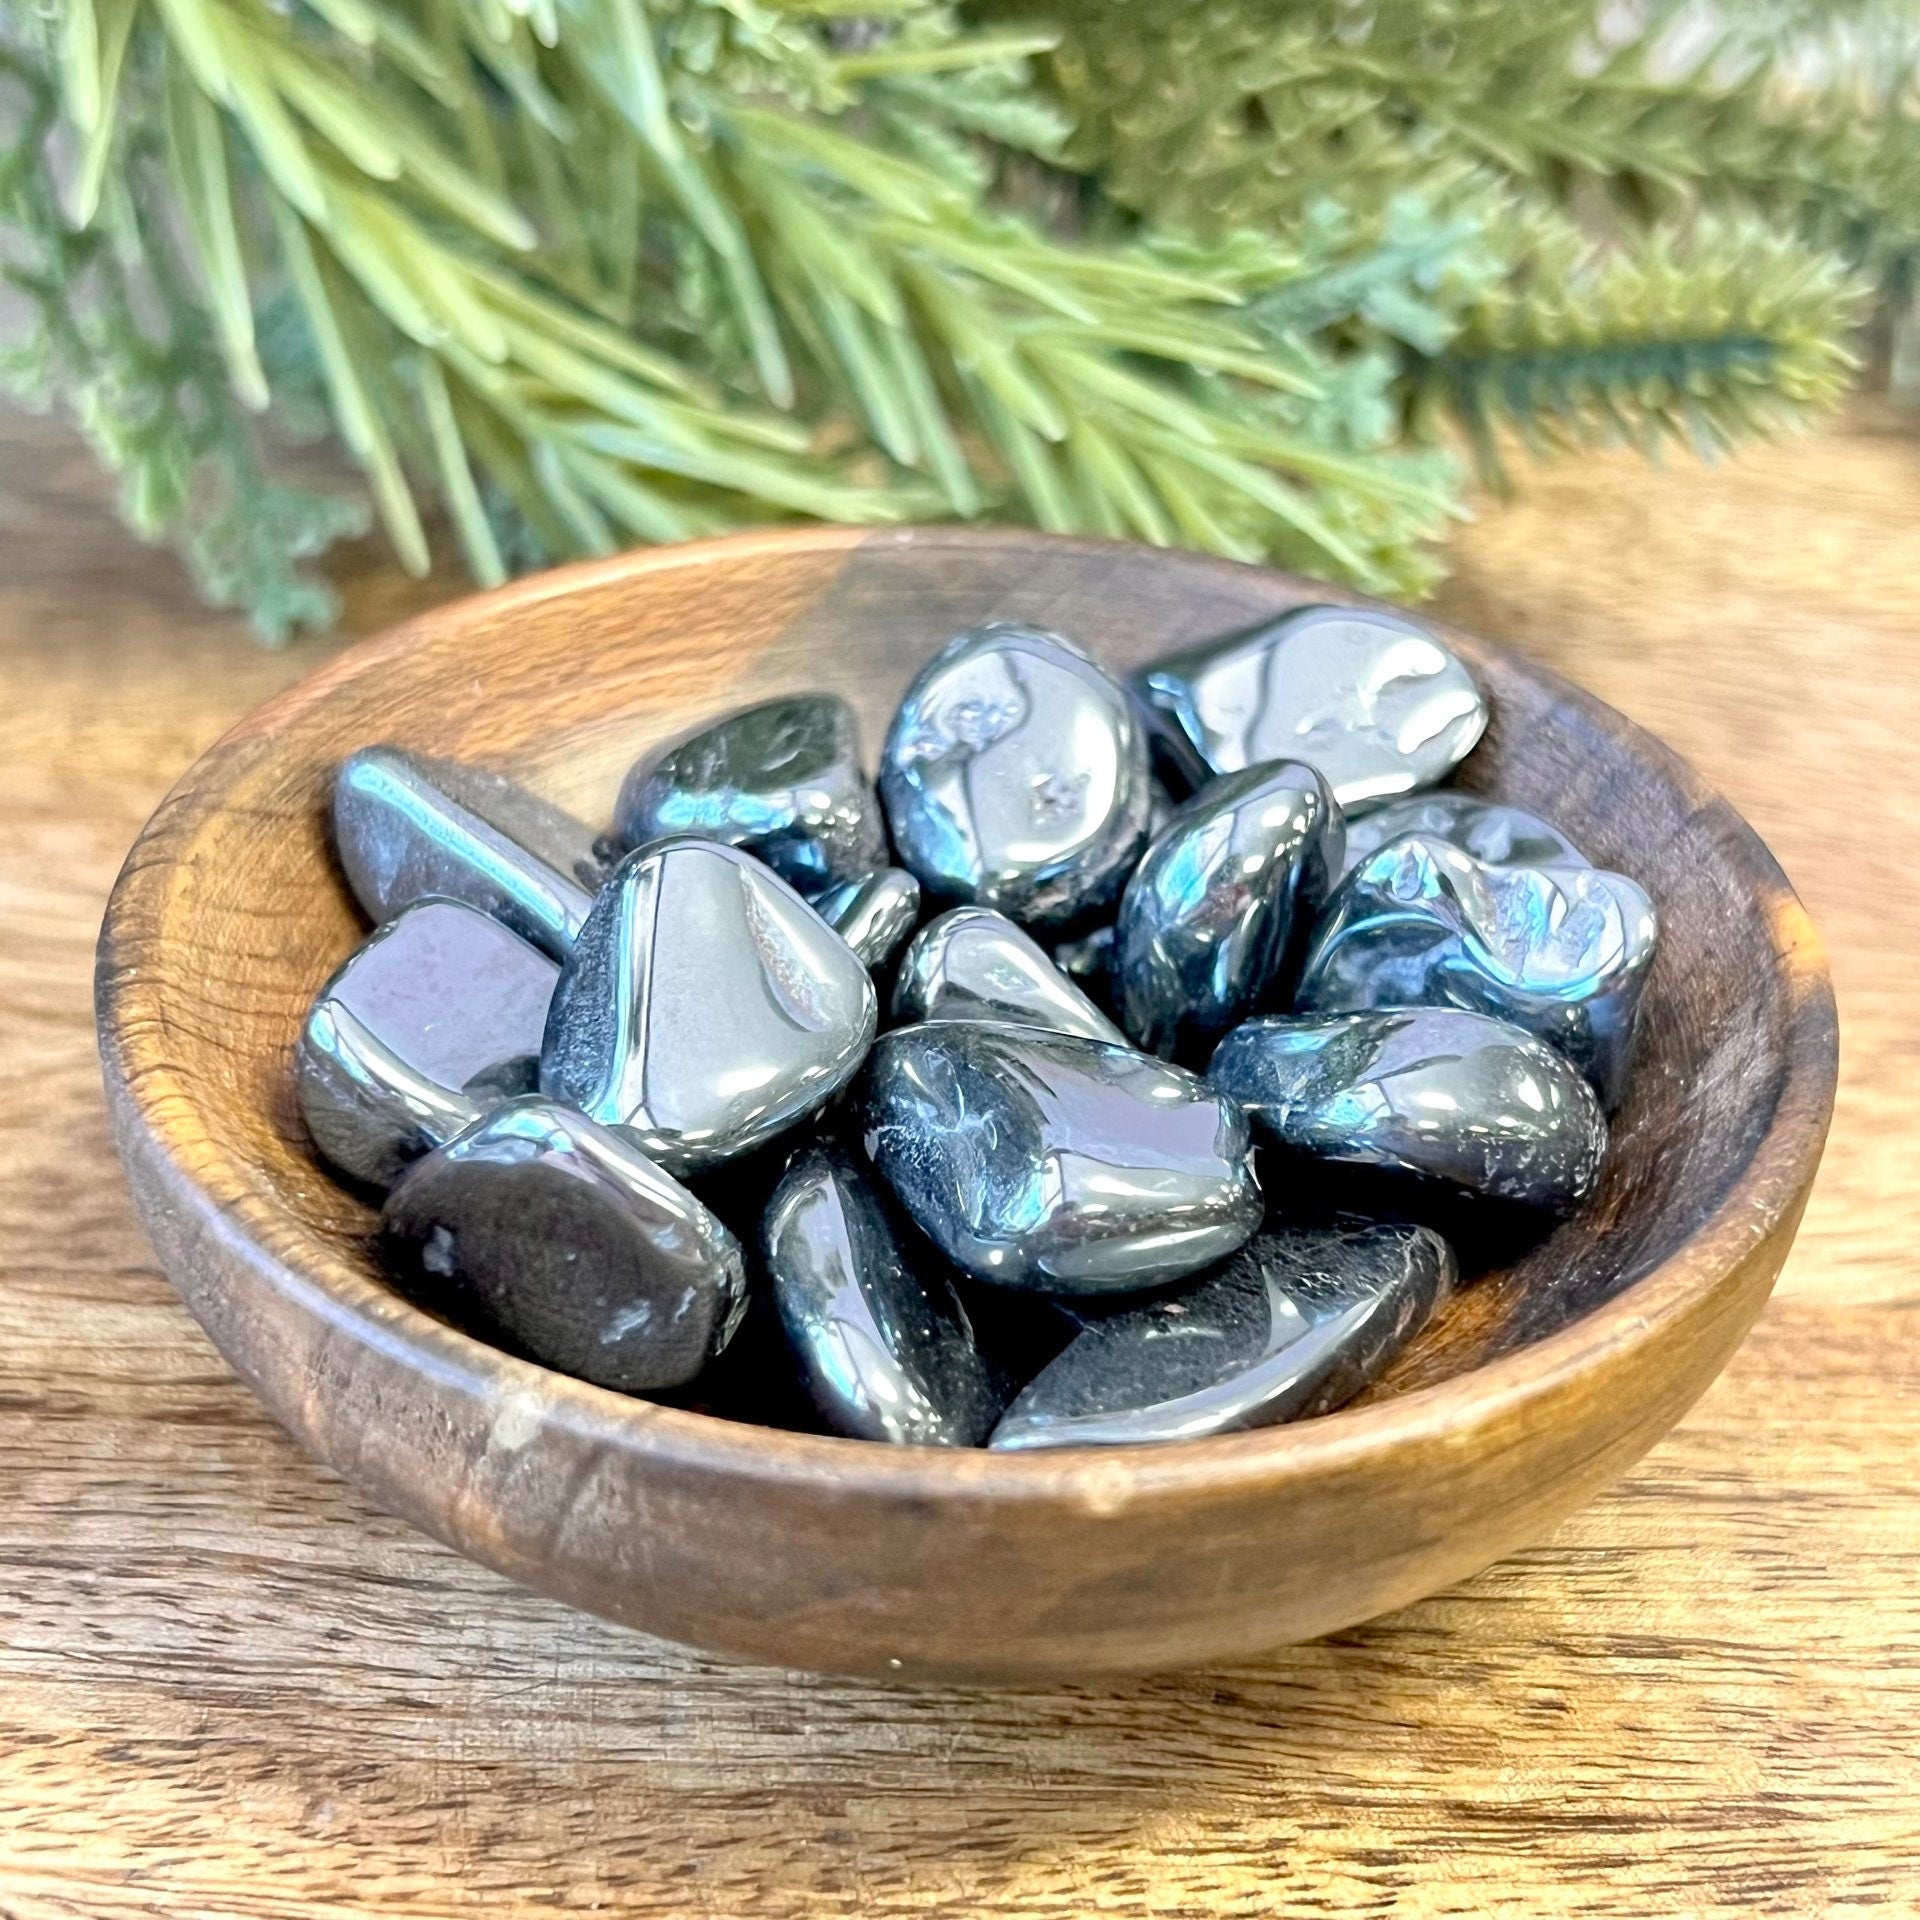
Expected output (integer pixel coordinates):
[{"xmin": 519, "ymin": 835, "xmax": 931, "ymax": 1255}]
[{"xmin": 296, "ymin": 607, "xmax": 1658, "ymax": 1451}]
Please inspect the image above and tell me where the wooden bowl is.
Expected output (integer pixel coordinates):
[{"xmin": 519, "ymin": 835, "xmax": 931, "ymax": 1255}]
[{"xmin": 95, "ymin": 528, "xmax": 1836, "ymax": 1682}]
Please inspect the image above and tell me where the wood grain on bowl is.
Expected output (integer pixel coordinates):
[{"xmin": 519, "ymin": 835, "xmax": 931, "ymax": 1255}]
[{"xmin": 94, "ymin": 527, "xmax": 1836, "ymax": 1681}]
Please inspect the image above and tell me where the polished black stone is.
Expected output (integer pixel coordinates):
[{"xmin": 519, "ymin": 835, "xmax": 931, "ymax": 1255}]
[
  {"xmin": 615, "ymin": 694, "xmax": 887, "ymax": 891},
  {"xmin": 1296, "ymin": 834, "xmax": 1658, "ymax": 1108},
  {"xmin": 863, "ymin": 1023, "xmax": 1262, "ymax": 1294},
  {"xmin": 1133, "ymin": 606, "xmax": 1487, "ymax": 807},
  {"xmin": 763, "ymin": 1144, "xmax": 1005, "ymax": 1446},
  {"xmin": 333, "ymin": 744, "xmax": 601, "ymax": 959},
  {"xmin": 892, "ymin": 906, "xmax": 1126, "ymax": 1044},
  {"xmin": 540, "ymin": 836, "xmax": 876, "ymax": 1174},
  {"xmin": 380, "ymin": 1098, "xmax": 748, "ymax": 1393},
  {"xmin": 296, "ymin": 899, "xmax": 557, "ymax": 1188},
  {"xmin": 1114, "ymin": 760, "xmax": 1342, "ymax": 1062},
  {"xmin": 989, "ymin": 1222, "xmax": 1454, "ymax": 1450},
  {"xmin": 812, "ymin": 867, "xmax": 922, "ymax": 970},
  {"xmin": 1338, "ymin": 791, "xmax": 1586, "ymax": 880},
  {"xmin": 879, "ymin": 622, "xmax": 1153, "ymax": 931},
  {"xmin": 1209, "ymin": 1007, "xmax": 1609, "ymax": 1212},
  {"xmin": 1050, "ymin": 923, "xmax": 1118, "ymax": 1011}
]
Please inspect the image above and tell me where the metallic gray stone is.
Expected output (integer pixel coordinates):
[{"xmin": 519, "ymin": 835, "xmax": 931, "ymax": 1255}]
[
  {"xmin": 1296, "ymin": 835, "xmax": 1658, "ymax": 1108},
  {"xmin": 1338, "ymin": 790, "xmax": 1586, "ymax": 880},
  {"xmin": 763, "ymin": 1144, "xmax": 1005, "ymax": 1446},
  {"xmin": 1134, "ymin": 605, "xmax": 1487, "ymax": 807},
  {"xmin": 380, "ymin": 1098, "xmax": 748, "ymax": 1393},
  {"xmin": 1209, "ymin": 1007, "xmax": 1609, "ymax": 1210},
  {"xmin": 989, "ymin": 1222, "xmax": 1454, "ymax": 1450},
  {"xmin": 333, "ymin": 744, "xmax": 601, "ymax": 959},
  {"xmin": 863, "ymin": 1023, "xmax": 1262, "ymax": 1294},
  {"xmin": 615, "ymin": 694, "xmax": 886, "ymax": 891},
  {"xmin": 813, "ymin": 867, "xmax": 922, "ymax": 971},
  {"xmin": 296, "ymin": 899, "xmax": 558, "ymax": 1188},
  {"xmin": 540, "ymin": 836, "xmax": 877, "ymax": 1173},
  {"xmin": 892, "ymin": 906, "xmax": 1126, "ymax": 1044},
  {"xmin": 1114, "ymin": 760, "xmax": 1343, "ymax": 1062},
  {"xmin": 879, "ymin": 622, "xmax": 1153, "ymax": 931}
]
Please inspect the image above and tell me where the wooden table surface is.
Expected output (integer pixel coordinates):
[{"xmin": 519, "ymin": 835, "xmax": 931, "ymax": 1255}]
[{"xmin": 2, "ymin": 401, "xmax": 1915, "ymax": 1917}]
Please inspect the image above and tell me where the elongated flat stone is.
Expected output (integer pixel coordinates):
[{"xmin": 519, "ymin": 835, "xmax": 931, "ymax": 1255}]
[
  {"xmin": 380, "ymin": 1098, "xmax": 748, "ymax": 1393},
  {"xmin": 813, "ymin": 867, "xmax": 921, "ymax": 971},
  {"xmin": 880, "ymin": 623, "xmax": 1152, "ymax": 931},
  {"xmin": 1115, "ymin": 760, "xmax": 1342, "ymax": 1062},
  {"xmin": 763, "ymin": 1144, "xmax": 1005, "ymax": 1446},
  {"xmin": 296, "ymin": 899, "xmax": 557, "ymax": 1188},
  {"xmin": 333, "ymin": 745, "xmax": 601, "ymax": 960},
  {"xmin": 864, "ymin": 1023, "xmax": 1261, "ymax": 1294},
  {"xmin": 540, "ymin": 836, "xmax": 877, "ymax": 1173},
  {"xmin": 1339, "ymin": 791, "xmax": 1586, "ymax": 880},
  {"xmin": 615, "ymin": 695, "xmax": 887, "ymax": 890},
  {"xmin": 1134, "ymin": 606, "xmax": 1487, "ymax": 807},
  {"xmin": 893, "ymin": 906, "xmax": 1126, "ymax": 1044},
  {"xmin": 990, "ymin": 1222, "xmax": 1454, "ymax": 1450},
  {"xmin": 1297, "ymin": 834, "xmax": 1658, "ymax": 1108},
  {"xmin": 1210, "ymin": 1007, "xmax": 1608, "ymax": 1211}
]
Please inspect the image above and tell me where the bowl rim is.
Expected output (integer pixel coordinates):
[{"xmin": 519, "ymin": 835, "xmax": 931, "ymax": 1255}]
[{"xmin": 97, "ymin": 524, "xmax": 1840, "ymax": 1510}]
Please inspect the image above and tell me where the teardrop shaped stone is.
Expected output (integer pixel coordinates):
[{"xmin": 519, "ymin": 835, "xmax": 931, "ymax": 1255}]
[
  {"xmin": 380, "ymin": 1098, "xmax": 748, "ymax": 1393},
  {"xmin": 615, "ymin": 694, "xmax": 886, "ymax": 891},
  {"xmin": 540, "ymin": 836, "xmax": 877, "ymax": 1173},
  {"xmin": 813, "ymin": 867, "xmax": 921, "ymax": 970},
  {"xmin": 1114, "ymin": 759, "xmax": 1343, "ymax": 1062},
  {"xmin": 864, "ymin": 1023, "xmax": 1261, "ymax": 1294},
  {"xmin": 1297, "ymin": 834, "xmax": 1658, "ymax": 1108},
  {"xmin": 892, "ymin": 906, "xmax": 1126, "ymax": 1044},
  {"xmin": 1209, "ymin": 1007, "xmax": 1608, "ymax": 1211},
  {"xmin": 989, "ymin": 1222, "xmax": 1454, "ymax": 1450},
  {"xmin": 880, "ymin": 622, "xmax": 1152, "ymax": 931},
  {"xmin": 333, "ymin": 745, "xmax": 602, "ymax": 959},
  {"xmin": 1133, "ymin": 606, "xmax": 1487, "ymax": 807},
  {"xmin": 1338, "ymin": 791, "xmax": 1586, "ymax": 880},
  {"xmin": 763, "ymin": 1144, "xmax": 1006, "ymax": 1446},
  {"xmin": 297, "ymin": 899, "xmax": 558, "ymax": 1188}
]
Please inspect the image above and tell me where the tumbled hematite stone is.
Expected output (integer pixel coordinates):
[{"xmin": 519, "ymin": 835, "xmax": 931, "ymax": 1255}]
[
  {"xmin": 614, "ymin": 694, "xmax": 887, "ymax": 891},
  {"xmin": 1209, "ymin": 1007, "xmax": 1608, "ymax": 1211},
  {"xmin": 1338, "ymin": 790, "xmax": 1586, "ymax": 880},
  {"xmin": 989, "ymin": 1222, "xmax": 1454, "ymax": 1450},
  {"xmin": 540, "ymin": 836, "xmax": 877, "ymax": 1173},
  {"xmin": 763, "ymin": 1144, "xmax": 1005, "ymax": 1446},
  {"xmin": 1051, "ymin": 923, "xmax": 1118, "ymax": 1009},
  {"xmin": 879, "ymin": 622, "xmax": 1152, "ymax": 931},
  {"xmin": 1114, "ymin": 759, "xmax": 1342, "ymax": 1062},
  {"xmin": 864, "ymin": 1023, "xmax": 1261, "ymax": 1293},
  {"xmin": 333, "ymin": 745, "xmax": 601, "ymax": 960},
  {"xmin": 296, "ymin": 899, "xmax": 558, "ymax": 1189},
  {"xmin": 893, "ymin": 905, "xmax": 1126, "ymax": 1044},
  {"xmin": 812, "ymin": 867, "xmax": 921, "ymax": 970},
  {"xmin": 1133, "ymin": 606, "xmax": 1487, "ymax": 807},
  {"xmin": 381, "ymin": 1098, "xmax": 748, "ymax": 1393},
  {"xmin": 1296, "ymin": 835, "xmax": 1658, "ymax": 1108}
]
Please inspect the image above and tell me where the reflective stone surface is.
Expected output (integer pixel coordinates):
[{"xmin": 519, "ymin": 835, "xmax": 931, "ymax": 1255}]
[
  {"xmin": 989, "ymin": 1222, "xmax": 1454, "ymax": 1450},
  {"xmin": 296, "ymin": 900, "xmax": 557, "ymax": 1188},
  {"xmin": 1339, "ymin": 791, "xmax": 1586, "ymax": 880},
  {"xmin": 864, "ymin": 1023, "xmax": 1262, "ymax": 1293},
  {"xmin": 1210, "ymin": 1007, "xmax": 1609, "ymax": 1210},
  {"xmin": 1134, "ymin": 606, "xmax": 1487, "ymax": 807},
  {"xmin": 1297, "ymin": 835, "xmax": 1658, "ymax": 1108},
  {"xmin": 763, "ymin": 1144, "xmax": 1005, "ymax": 1446},
  {"xmin": 380, "ymin": 1098, "xmax": 748, "ymax": 1393},
  {"xmin": 879, "ymin": 623, "xmax": 1153, "ymax": 930},
  {"xmin": 615, "ymin": 695, "xmax": 887, "ymax": 891},
  {"xmin": 540, "ymin": 836, "xmax": 877, "ymax": 1173},
  {"xmin": 1114, "ymin": 760, "xmax": 1342, "ymax": 1062},
  {"xmin": 893, "ymin": 906, "xmax": 1126, "ymax": 1044},
  {"xmin": 813, "ymin": 867, "xmax": 922, "ymax": 970},
  {"xmin": 333, "ymin": 745, "xmax": 601, "ymax": 959},
  {"xmin": 1051, "ymin": 923, "xmax": 1118, "ymax": 1009}
]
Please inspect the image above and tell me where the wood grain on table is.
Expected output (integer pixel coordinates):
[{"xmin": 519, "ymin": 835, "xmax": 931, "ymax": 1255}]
[{"xmin": 1, "ymin": 403, "xmax": 1915, "ymax": 1917}]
